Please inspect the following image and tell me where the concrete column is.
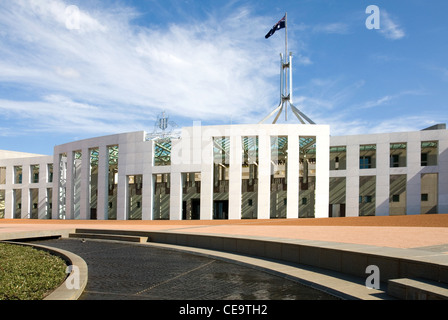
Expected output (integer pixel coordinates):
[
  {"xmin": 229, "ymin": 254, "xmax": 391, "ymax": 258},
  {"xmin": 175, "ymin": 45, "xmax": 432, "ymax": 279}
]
[
  {"xmin": 51, "ymin": 154, "xmax": 60, "ymax": 220},
  {"xmin": 21, "ymin": 165, "xmax": 30, "ymax": 219},
  {"xmin": 142, "ymin": 172, "xmax": 153, "ymax": 220},
  {"xmin": 4, "ymin": 188, "xmax": 12, "ymax": 219},
  {"xmin": 287, "ymin": 134, "xmax": 299, "ymax": 219},
  {"xmin": 65, "ymin": 151, "xmax": 74, "ymax": 220},
  {"xmin": 407, "ymin": 134, "xmax": 421, "ymax": 215},
  {"xmin": 4, "ymin": 188, "xmax": 13, "ymax": 219},
  {"xmin": 200, "ymin": 136, "xmax": 213, "ymax": 220},
  {"xmin": 116, "ymin": 169, "xmax": 126, "ymax": 221},
  {"xmin": 376, "ymin": 140, "xmax": 390, "ymax": 216},
  {"xmin": 346, "ymin": 143, "xmax": 360, "ymax": 217},
  {"xmin": 315, "ymin": 131, "xmax": 330, "ymax": 218},
  {"xmin": 438, "ymin": 132, "xmax": 448, "ymax": 213},
  {"xmin": 229, "ymin": 135, "xmax": 242, "ymax": 220},
  {"xmin": 96, "ymin": 145, "xmax": 108, "ymax": 220},
  {"xmin": 39, "ymin": 163, "xmax": 48, "ymax": 219},
  {"xmin": 170, "ymin": 171, "xmax": 182, "ymax": 220},
  {"xmin": 257, "ymin": 133, "xmax": 270, "ymax": 219},
  {"xmin": 38, "ymin": 186, "xmax": 47, "ymax": 219},
  {"xmin": 79, "ymin": 148, "xmax": 90, "ymax": 220}
]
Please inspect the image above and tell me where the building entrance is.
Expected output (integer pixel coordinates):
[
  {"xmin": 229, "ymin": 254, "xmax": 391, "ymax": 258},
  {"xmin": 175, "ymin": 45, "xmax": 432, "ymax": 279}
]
[
  {"xmin": 213, "ymin": 200, "xmax": 228, "ymax": 219},
  {"xmin": 182, "ymin": 198, "xmax": 200, "ymax": 220}
]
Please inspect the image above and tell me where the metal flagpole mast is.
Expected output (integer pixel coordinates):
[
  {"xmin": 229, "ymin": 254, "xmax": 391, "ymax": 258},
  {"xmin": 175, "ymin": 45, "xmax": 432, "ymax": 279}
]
[
  {"xmin": 284, "ymin": 12, "xmax": 288, "ymax": 121},
  {"xmin": 259, "ymin": 12, "xmax": 315, "ymax": 125}
]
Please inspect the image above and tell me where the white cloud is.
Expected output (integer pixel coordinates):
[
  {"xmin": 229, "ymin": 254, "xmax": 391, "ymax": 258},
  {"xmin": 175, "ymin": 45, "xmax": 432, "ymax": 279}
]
[
  {"xmin": 55, "ymin": 67, "xmax": 80, "ymax": 79},
  {"xmin": 356, "ymin": 90, "xmax": 426, "ymax": 110},
  {"xmin": 313, "ymin": 23, "xmax": 350, "ymax": 35},
  {"xmin": 0, "ymin": 0, "xmax": 284, "ymax": 135},
  {"xmin": 326, "ymin": 115, "xmax": 436, "ymax": 137},
  {"xmin": 380, "ymin": 10, "xmax": 405, "ymax": 40}
]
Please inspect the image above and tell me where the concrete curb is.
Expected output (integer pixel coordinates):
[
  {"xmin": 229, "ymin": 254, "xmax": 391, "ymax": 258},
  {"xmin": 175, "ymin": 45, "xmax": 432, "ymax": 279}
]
[{"xmin": 2, "ymin": 241, "xmax": 88, "ymax": 300}]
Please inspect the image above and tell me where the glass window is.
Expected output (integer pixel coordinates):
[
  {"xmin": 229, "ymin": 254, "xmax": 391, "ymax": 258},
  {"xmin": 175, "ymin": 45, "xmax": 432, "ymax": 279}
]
[
  {"xmin": 300, "ymin": 136, "xmax": 316, "ymax": 218},
  {"xmin": 30, "ymin": 189, "xmax": 39, "ymax": 219},
  {"xmin": 360, "ymin": 145, "xmax": 376, "ymax": 169},
  {"xmin": 421, "ymin": 173, "xmax": 438, "ymax": 213},
  {"xmin": 390, "ymin": 175, "xmax": 406, "ymax": 215},
  {"xmin": 128, "ymin": 175, "xmax": 143, "ymax": 220},
  {"xmin": 31, "ymin": 165, "xmax": 39, "ymax": 183},
  {"xmin": 390, "ymin": 143, "xmax": 407, "ymax": 168},
  {"xmin": 213, "ymin": 137, "xmax": 230, "ymax": 220},
  {"xmin": 73, "ymin": 151, "xmax": 82, "ymax": 220},
  {"xmin": 182, "ymin": 172, "xmax": 201, "ymax": 220},
  {"xmin": 421, "ymin": 141, "xmax": 438, "ymax": 166},
  {"xmin": 330, "ymin": 146, "xmax": 346, "ymax": 170},
  {"xmin": 89, "ymin": 148, "xmax": 99, "ymax": 220},
  {"xmin": 107, "ymin": 146, "xmax": 119, "ymax": 220},
  {"xmin": 0, "ymin": 189, "xmax": 5, "ymax": 219},
  {"xmin": 58, "ymin": 153, "xmax": 67, "ymax": 219},
  {"xmin": 0, "ymin": 167, "xmax": 6, "ymax": 184},
  {"xmin": 14, "ymin": 166, "xmax": 22, "ymax": 184},
  {"xmin": 241, "ymin": 136, "xmax": 258, "ymax": 219},
  {"xmin": 47, "ymin": 164, "xmax": 53, "ymax": 183},
  {"xmin": 13, "ymin": 189, "xmax": 21, "ymax": 219},
  {"xmin": 359, "ymin": 176, "xmax": 375, "ymax": 216},
  {"xmin": 154, "ymin": 138, "xmax": 171, "ymax": 166},
  {"xmin": 270, "ymin": 136, "xmax": 287, "ymax": 219},
  {"xmin": 153, "ymin": 173, "xmax": 170, "ymax": 220}
]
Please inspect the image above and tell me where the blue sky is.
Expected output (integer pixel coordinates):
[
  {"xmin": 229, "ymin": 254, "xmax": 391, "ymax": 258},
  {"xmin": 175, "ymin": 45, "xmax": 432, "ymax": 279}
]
[{"xmin": 1, "ymin": 0, "xmax": 447, "ymax": 155}]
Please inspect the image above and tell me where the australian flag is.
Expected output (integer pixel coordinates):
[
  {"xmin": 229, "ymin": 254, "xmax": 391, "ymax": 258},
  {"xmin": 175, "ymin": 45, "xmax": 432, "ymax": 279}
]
[{"xmin": 265, "ymin": 15, "xmax": 286, "ymax": 39}]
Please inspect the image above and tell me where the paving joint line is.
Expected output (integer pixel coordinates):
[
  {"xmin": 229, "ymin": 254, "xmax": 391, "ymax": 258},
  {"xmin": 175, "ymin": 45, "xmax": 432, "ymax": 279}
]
[{"xmin": 134, "ymin": 260, "xmax": 216, "ymax": 296}]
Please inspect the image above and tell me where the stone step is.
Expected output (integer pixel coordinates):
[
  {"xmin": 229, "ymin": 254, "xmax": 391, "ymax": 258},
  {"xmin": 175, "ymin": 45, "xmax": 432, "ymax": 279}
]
[
  {"xmin": 69, "ymin": 232, "xmax": 148, "ymax": 243},
  {"xmin": 75, "ymin": 228, "xmax": 151, "ymax": 238},
  {"xmin": 388, "ymin": 278, "xmax": 448, "ymax": 300}
]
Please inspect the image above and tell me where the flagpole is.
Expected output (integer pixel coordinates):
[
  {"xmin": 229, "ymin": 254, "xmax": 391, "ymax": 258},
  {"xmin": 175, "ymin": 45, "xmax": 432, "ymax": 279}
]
[
  {"xmin": 284, "ymin": 12, "xmax": 288, "ymax": 121},
  {"xmin": 261, "ymin": 12, "xmax": 315, "ymax": 125},
  {"xmin": 285, "ymin": 12, "xmax": 288, "ymax": 64}
]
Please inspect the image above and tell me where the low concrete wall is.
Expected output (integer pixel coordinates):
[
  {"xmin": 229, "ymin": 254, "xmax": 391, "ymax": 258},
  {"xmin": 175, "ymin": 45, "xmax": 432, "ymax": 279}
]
[
  {"xmin": 0, "ymin": 229, "xmax": 74, "ymax": 241},
  {"xmin": 71, "ymin": 228, "xmax": 448, "ymax": 299},
  {"xmin": 97, "ymin": 229, "xmax": 448, "ymax": 285}
]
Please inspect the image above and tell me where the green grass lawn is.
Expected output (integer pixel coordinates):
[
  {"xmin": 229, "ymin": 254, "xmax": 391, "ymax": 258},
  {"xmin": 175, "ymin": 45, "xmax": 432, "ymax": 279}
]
[{"xmin": 0, "ymin": 243, "xmax": 67, "ymax": 300}]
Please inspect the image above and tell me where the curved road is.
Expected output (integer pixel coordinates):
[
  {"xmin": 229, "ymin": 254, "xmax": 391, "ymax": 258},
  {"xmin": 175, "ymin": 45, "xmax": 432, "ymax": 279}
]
[{"xmin": 32, "ymin": 238, "xmax": 338, "ymax": 301}]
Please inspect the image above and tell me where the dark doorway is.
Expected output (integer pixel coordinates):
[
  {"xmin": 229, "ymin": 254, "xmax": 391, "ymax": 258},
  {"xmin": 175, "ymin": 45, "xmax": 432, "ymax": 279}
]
[
  {"xmin": 213, "ymin": 200, "xmax": 228, "ymax": 219},
  {"xmin": 329, "ymin": 204, "xmax": 346, "ymax": 217},
  {"xmin": 90, "ymin": 208, "xmax": 97, "ymax": 220},
  {"xmin": 182, "ymin": 199, "xmax": 201, "ymax": 220},
  {"xmin": 191, "ymin": 199, "xmax": 200, "ymax": 220}
]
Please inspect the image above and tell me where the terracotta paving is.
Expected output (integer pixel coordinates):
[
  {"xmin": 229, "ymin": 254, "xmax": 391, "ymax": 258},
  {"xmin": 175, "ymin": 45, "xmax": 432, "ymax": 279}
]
[{"xmin": 1, "ymin": 214, "xmax": 448, "ymax": 250}]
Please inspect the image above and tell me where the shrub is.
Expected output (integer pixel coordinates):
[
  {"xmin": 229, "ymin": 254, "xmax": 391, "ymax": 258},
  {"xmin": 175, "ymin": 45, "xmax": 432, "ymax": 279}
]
[{"xmin": 0, "ymin": 243, "xmax": 67, "ymax": 300}]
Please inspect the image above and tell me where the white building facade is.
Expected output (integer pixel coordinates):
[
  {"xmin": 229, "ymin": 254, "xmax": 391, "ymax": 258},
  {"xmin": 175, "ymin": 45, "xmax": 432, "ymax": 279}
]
[{"xmin": 0, "ymin": 123, "xmax": 447, "ymax": 220}]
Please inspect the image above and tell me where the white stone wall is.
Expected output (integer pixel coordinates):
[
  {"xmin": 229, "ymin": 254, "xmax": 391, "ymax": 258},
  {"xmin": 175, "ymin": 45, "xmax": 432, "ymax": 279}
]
[
  {"xmin": 0, "ymin": 154, "xmax": 53, "ymax": 219},
  {"xmin": 330, "ymin": 128, "xmax": 448, "ymax": 216},
  {"xmin": 48, "ymin": 124, "xmax": 330, "ymax": 220},
  {"xmin": 1, "ymin": 124, "xmax": 446, "ymax": 220},
  {"xmin": 176, "ymin": 124, "xmax": 330, "ymax": 220}
]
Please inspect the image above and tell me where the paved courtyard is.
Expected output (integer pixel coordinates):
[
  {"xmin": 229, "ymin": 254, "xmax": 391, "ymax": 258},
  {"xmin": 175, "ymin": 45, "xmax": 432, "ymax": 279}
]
[
  {"xmin": 2, "ymin": 214, "xmax": 448, "ymax": 250},
  {"xmin": 29, "ymin": 238, "xmax": 338, "ymax": 300},
  {"xmin": 1, "ymin": 214, "xmax": 448, "ymax": 303}
]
